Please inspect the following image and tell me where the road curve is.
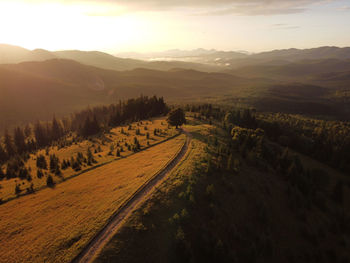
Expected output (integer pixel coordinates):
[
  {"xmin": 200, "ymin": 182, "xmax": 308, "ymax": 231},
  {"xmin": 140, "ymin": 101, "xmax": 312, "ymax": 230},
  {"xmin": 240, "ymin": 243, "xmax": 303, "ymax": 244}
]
[{"xmin": 72, "ymin": 130, "xmax": 191, "ymax": 263}]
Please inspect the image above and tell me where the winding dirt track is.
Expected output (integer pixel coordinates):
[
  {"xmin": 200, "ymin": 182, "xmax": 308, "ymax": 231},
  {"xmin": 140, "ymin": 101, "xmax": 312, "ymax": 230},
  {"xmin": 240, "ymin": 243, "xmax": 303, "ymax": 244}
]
[{"xmin": 72, "ymin": 130, "xmax": 191, "ymax": 263}]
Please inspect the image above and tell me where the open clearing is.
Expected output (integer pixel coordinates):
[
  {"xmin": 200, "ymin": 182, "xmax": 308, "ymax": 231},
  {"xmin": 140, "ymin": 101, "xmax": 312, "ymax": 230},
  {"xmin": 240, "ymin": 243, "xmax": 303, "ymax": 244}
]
[
  {"xmin": 0, "ymin": 118, "xmax": 176, "ymax": 202},
  {"xmin": 74, "ymin": 130, "xmax": 191, "ymax": 263},
  {"xmin": 0, "ymin": 134, "xmax": 186, "ymax": 263}
]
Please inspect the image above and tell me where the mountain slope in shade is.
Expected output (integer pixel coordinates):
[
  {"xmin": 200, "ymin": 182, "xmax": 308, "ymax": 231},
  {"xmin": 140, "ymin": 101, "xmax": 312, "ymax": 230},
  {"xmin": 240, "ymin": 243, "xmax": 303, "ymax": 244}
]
[
  {"xmin": 1, "ymin": 56, "xmax": 348, "ymax": 131},
  {"xmin": 0, "ymin": 59, "xmax": 262, "ymax": 130},
  {"xmin": 0, "ymin": 65, "xmax": 109, "ymax": 131},
  {"xmin": 252, "ymin": 46, "xmax": 350, "ymax": 61},
  {"xmin": 227, "ymin": 59, "xmax": 350, "ymax": 81}
]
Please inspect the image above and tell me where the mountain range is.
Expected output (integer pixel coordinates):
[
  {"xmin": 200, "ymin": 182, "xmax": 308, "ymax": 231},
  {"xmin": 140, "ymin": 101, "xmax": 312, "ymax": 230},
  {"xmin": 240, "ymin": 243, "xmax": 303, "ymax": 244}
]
[{"xmin": 1, "ymin": 44, "xmax": 350, "ymax": 130}]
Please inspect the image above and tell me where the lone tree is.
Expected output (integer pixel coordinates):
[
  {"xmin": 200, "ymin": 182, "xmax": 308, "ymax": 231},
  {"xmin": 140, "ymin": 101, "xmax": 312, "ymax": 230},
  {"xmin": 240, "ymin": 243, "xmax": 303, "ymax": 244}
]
[{"xmin": 167, "ymin": 108, "xmax": 186, "ymax": 129}]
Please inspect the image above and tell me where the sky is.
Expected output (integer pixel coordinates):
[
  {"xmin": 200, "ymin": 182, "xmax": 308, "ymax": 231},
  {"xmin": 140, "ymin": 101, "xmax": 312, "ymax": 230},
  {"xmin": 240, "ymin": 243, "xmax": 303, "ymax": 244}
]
[{"xmin": 0, "ymin": 0, "xmax": 349, "ymax": 53}]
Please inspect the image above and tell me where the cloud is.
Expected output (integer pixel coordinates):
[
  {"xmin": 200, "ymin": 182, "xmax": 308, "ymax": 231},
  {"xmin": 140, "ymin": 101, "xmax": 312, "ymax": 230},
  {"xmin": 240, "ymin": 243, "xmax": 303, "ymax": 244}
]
[
  {"xmin": 270, "ymin": 24, "xmax": 300, "ymax": 30},
  {"xmin": 20, "ymin": 0, "xmax": 335, "ymax": 15},
  {"xmin": 337, "ymin": 5, "xmax": 350, "ymax": 11},
  {"xmin": 190, "ymin": 0, "xmax": 333, "ymax": 16}
]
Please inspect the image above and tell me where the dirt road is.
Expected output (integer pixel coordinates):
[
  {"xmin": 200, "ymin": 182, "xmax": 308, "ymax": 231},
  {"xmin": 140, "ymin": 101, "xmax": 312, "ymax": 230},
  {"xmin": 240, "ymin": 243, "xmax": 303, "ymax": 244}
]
[{"xmin": 72, "ymin": 130, "xmax": 191, "ymax": 263}]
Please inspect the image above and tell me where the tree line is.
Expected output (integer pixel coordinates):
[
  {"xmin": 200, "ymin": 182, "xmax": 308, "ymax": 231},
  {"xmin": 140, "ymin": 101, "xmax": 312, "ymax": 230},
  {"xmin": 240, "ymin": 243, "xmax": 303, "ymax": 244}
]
[
  {"xmin": 187, "ymin": 103, "xmax": 350, "ymax": 174},
  {"xmin": 0, "ymin": 95, "xmax": 168, "ymax": 166}
]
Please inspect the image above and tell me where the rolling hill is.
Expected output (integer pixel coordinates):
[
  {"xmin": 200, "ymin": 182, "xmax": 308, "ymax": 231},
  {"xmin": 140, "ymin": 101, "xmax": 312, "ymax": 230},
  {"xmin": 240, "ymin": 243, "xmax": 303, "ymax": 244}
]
[
  {"xmin": 0, "ymin": 44, "xmax": 220, "ymax": 72},
  {"xmin": 2, "ymin": 44, "xmax": 350, "ymax": 130},
  {"xmin": 0, "ymin": 59, "xmax": 261, "ymax": 131},
  {"xmin": 227, "ymin": 58, "xmax": 350, "ymax": 83}
]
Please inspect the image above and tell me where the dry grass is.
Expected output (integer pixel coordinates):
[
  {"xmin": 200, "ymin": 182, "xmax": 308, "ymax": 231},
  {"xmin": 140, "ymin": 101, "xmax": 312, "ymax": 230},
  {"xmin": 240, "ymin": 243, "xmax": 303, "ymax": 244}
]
[
  {"xmin": 0, "ymin": 134, "xmax": 186, "ymax": 263},
  {"xmin": 0, "ymin": 117, "xmax": 176, "ymax": 202}
]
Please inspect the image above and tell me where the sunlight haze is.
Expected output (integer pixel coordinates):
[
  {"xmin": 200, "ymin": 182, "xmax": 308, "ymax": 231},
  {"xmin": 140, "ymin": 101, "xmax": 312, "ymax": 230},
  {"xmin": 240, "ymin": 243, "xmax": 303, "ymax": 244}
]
[{"xmin": 0, "ymin": 0, "xmax": 350, "ymax": 52}]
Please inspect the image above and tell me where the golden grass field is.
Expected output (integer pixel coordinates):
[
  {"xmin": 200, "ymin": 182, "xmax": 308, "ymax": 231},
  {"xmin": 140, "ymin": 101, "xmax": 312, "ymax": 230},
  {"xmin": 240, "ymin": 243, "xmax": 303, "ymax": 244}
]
[
  {"xmin": 0, "ymin": 134, "xmax": 186, "ymax": 263},
  {"xmin": 0, "ymin": 117, "xmax": 177, "ymax": 202}
]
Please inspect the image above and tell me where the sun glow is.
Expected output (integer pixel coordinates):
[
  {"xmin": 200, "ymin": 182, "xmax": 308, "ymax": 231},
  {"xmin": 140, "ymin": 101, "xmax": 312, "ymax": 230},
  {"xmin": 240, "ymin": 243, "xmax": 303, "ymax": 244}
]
[{"xmin": 0, "ymin": 1, "xmax": 147, "ymax": 52}]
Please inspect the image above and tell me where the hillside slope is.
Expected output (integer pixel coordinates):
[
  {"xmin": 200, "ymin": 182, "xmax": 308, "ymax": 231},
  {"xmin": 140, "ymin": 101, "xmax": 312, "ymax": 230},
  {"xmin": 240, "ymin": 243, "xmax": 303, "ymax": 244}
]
[
  {"xmin": 0, "ymin": 44, "xmax": 220, "ymax": 72},
  {"xmin": 0, "ymin": 59, "xmax": 265, "ymax": 130},
  {"xmin": 95, "ymin": 117, "xmax": 350, "ymax": 263}
]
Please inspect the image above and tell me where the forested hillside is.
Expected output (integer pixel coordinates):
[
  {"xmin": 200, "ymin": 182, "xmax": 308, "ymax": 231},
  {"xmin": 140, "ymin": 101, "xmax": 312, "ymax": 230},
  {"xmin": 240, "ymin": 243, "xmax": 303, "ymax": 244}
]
[{"xmin": 95, "ymin": 105, "xmax": 350, "ymax": 263}]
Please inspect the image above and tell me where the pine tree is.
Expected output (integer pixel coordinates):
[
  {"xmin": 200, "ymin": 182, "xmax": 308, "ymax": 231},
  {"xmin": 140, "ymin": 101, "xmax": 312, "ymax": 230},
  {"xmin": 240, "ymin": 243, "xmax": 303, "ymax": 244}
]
[
  {"xmin": 14, "ymin": 127, "xmax": 26, "ymax": 154},
  {"xmin": 37, "ymin": 169, "xmax": 44, "ymax": 179},
  {"xmin": 4, "ymin": 129, "xmax": 15, "ymax": 157},
  {"xmin": 15, "ymin": 184, "xmax": 21, "ymax": 195},
  {"xmin": 36, "ymin": 154, "xmax": 48, "ymax": 170},
  {"xmin": 0, "ymin": 166, "xmax": 5, "ymax": 180},
  {"xmin": 0, "ymin": 144, "xmax": 8, "ymax": 163},
  {"xmin": 49, "ymin": 154, "xmax": 60, "ymax": 172},
  {"xmin": 87, "ymin": 148, "xmax": 95, "ymax": 165},
  {"xmin": 24, "ymin": 124, "xmax": 32, "ymax": 138},
  {"xmin": 34, "ymin": 121, "xmax": 48, "ymax": 147},
  {"xmin": 54, "ymin": 165, "xmax": 61, "ymax": 176},
  {"xmin": 46, "ymin": 175, "xmax": 55, "ymax": 187},
  {"xmin": 51, "ymin": 116, "xmax": 63, "ymax": 141}
]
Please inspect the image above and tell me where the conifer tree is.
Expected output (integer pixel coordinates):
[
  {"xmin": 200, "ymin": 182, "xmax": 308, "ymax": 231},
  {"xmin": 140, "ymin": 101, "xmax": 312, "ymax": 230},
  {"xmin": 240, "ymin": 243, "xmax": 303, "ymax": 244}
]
[
  {"xmin": 14, "ymin": 127, "xmax": 26, "ymax": 154},
  {"xmin": 51, "ymin": 116, "xmax": 63, "ymax": 141},
  {"xmin": 4, "ymin": 130, "xmax": 15, "ymax": 157},
  {"xmin": 0, "ymin": 144, "xmax": 8, "ymax": 163},
  {"xmin": 34, "ymin": 121, "xmax": 48, "ymax": 147},
  {"xmin": 46, "ymin": 175, "xmax": 55, "ymax": 187},
  {"xmin": 0, "ymin": 166, "xmax": 4, "ymax": 180}
]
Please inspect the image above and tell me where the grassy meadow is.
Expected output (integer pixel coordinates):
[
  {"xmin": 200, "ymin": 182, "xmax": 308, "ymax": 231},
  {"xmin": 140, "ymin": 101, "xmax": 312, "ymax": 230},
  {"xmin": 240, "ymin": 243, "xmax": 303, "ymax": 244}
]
[
  {"xmin": 0, "ymin": 132, "xmax": 185, "ymax": 263},
  {"xmin": 0, "ymin": 117, "xmax": 177, "ymax": 202}
]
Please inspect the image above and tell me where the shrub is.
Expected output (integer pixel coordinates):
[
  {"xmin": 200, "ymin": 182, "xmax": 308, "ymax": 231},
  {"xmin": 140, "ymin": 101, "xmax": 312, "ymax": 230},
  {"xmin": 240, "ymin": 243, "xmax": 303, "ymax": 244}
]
[
  {"xmin": 87, "ymin": 148, "xmax": 96, "ymax": 165},
  {"xmin": 26, "ymin": 183, "xmax": 34, "ymax": 194},
  {"xmin": 15, "ymin": 184, "xmax": 21, "ymax": 195}
]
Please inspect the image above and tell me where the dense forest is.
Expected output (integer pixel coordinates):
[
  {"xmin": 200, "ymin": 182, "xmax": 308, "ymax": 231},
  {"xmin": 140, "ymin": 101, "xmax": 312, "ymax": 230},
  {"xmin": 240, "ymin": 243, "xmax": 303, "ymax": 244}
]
[{"xmin": 186, "ymin": 104, "xmax": 350, "ymax": 174}]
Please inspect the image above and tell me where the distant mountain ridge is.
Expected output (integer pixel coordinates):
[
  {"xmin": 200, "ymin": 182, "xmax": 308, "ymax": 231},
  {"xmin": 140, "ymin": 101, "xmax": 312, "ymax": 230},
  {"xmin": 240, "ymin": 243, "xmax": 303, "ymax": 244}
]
[
  {"xmin": 0, "ymin": 44, "xmax": 349, "ymax": 130},
  {"xmin": 118, "ymin": 46, "xmax": 350, "ymax": 68},
  {"xmin": 0, "ymin": 58, "xmax": 263, "ymax": 131},
  {"xmin": 0, "ymin": 44, "xmax": 220, "ymax": 72}
]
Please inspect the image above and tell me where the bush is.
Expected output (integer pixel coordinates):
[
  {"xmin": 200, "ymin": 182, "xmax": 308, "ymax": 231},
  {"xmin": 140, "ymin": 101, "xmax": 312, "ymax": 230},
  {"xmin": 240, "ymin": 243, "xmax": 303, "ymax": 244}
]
[{"xmin": 15, "ymin": 184, "xmax": 21, "ymax": 195}]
